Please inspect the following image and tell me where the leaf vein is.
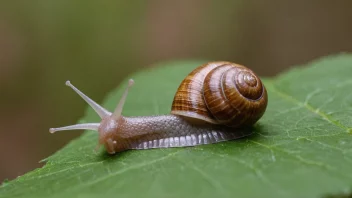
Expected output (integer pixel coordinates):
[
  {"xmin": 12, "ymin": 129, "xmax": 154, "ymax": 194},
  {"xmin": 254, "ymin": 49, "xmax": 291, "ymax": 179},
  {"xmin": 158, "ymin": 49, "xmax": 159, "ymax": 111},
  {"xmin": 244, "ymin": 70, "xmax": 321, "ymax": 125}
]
[
  {"xmin": 270, "ymin": 83, "xmax": 350, "ymax": 132},
  {"xmin": 66, "ymin": 150, "xmax": 183, "ymax": 190}
]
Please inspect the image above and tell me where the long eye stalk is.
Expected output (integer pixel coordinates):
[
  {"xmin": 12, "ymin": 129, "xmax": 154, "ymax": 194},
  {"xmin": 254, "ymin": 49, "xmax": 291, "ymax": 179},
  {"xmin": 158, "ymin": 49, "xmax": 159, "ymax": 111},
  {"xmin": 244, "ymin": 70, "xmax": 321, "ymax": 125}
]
[
  {"xmin": 49, "ymin": 79, "xmax": 134, "ymax": 133},
  {"xmin": 111, "ymin": 79, "xmax": 134, "ymax": 120},
  {"xmin": 65, "ymin": 81, "xmax": 111, "ymax": 118}
]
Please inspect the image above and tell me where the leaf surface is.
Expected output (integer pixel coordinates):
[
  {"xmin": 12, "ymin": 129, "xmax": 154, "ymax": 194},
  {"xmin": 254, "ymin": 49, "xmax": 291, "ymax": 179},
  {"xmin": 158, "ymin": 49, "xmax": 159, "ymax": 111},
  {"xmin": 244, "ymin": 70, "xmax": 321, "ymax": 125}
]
[{"xmin": 1, "ymin": 55, "xmax": 352, "ymax": 198}]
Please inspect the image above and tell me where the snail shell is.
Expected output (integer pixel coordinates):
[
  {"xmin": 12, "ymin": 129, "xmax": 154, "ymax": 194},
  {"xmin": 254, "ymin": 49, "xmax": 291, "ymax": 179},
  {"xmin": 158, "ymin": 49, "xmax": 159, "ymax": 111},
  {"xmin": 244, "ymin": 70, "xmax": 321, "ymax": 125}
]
[{"xmin": 171, "ymin": 62, "xmax": 267, "ymax": 128}]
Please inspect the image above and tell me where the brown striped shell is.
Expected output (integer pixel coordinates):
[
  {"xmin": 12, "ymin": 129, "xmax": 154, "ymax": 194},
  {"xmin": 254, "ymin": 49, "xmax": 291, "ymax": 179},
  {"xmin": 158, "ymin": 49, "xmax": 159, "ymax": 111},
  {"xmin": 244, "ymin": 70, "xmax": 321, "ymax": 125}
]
[{"xmin": 171, "ymin": 62, "xmax": 268, "ymax": 128}]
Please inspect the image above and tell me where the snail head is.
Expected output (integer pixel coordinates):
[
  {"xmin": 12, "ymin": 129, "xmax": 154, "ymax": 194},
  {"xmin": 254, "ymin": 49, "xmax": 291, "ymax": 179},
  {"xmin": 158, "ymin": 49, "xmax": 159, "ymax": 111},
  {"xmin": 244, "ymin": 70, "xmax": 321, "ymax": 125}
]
[{"xmin": 49, "ymin": 79, "xmax": 134, "ymax": 153}]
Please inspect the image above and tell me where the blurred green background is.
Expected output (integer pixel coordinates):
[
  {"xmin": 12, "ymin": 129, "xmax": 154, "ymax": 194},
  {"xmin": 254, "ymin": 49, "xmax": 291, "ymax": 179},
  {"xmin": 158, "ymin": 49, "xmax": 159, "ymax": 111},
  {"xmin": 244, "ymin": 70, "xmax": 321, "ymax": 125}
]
[{"xmin": 0, "ymin": 0, "xmax": 351, "ymax": 181}]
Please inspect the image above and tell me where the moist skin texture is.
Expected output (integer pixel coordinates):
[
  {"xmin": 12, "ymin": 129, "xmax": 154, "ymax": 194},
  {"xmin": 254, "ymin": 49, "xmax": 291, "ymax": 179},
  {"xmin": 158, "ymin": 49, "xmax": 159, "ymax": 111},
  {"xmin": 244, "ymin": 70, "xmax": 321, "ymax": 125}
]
[{"xmin": 104, "ymin": 115, "xmax": 253, "ymax": 153}]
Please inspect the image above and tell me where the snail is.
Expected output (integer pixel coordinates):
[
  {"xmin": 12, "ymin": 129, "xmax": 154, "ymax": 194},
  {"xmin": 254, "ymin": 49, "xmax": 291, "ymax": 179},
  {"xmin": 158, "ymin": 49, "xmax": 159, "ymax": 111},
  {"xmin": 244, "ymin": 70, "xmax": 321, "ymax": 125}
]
[{"xmin": 50, "ymin": 62, "xmax": 268, "ymax": 154}]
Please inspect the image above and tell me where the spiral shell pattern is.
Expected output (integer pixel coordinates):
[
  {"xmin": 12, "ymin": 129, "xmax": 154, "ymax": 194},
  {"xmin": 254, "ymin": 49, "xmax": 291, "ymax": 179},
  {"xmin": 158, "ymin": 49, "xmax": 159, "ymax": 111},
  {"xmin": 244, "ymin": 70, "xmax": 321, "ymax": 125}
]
[{"xmin": 171, "ymin": 62, "xmax": 267, "ymax": 128}]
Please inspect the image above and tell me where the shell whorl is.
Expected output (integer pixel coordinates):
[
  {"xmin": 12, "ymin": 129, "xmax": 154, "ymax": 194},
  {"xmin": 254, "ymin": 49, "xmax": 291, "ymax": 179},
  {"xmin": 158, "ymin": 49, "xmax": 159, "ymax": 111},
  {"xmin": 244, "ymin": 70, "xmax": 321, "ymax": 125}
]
[{"xmin": 171, "ymin": 62, "xmax": 267, "ymax": 128}]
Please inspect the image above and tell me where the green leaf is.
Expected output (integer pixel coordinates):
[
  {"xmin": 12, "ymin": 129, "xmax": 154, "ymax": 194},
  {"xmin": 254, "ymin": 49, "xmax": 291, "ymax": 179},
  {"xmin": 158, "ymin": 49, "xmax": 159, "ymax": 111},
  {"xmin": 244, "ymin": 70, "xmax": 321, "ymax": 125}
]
[{"xmin": 1, "ymin": 55, "xmax": 352, "ymax": 198}]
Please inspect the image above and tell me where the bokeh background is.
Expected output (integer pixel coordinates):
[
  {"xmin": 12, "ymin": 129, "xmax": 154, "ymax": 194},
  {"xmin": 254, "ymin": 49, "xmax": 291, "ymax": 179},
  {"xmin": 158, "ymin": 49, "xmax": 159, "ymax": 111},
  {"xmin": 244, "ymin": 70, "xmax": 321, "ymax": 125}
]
[{"xmin": 0, "ymin": 0, "xmax": 351, "ymax": 181}]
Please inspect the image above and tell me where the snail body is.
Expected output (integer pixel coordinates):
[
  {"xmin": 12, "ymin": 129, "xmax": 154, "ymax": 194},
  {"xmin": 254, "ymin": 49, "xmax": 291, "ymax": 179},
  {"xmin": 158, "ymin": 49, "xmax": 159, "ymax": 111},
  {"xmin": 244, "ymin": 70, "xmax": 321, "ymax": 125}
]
[{"xmin": 50, "ymin": 62, "xmax": 267, "ymax": 154}]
